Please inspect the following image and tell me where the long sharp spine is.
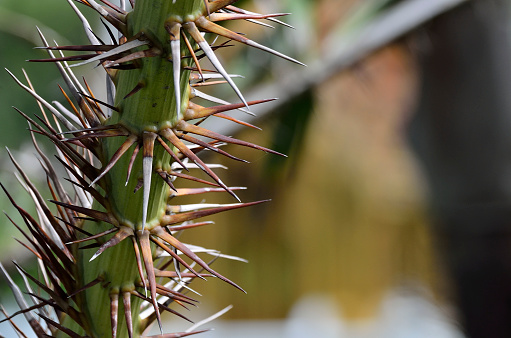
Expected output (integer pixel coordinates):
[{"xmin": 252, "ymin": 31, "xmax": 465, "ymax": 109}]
[{"xmin": 142, "ymin": 132, "xmax": 156, "ymax": 230}]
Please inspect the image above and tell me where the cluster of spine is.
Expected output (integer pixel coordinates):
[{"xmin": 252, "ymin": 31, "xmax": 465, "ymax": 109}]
[{"xmin": 0, "ymin": 0, "xmax": 303, "ymax": 337}]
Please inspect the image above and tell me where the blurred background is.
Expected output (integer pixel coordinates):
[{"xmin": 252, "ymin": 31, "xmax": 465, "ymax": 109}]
[{"xmin": 2, "ymin": 0, "xmax": 511, "ymax": 337}]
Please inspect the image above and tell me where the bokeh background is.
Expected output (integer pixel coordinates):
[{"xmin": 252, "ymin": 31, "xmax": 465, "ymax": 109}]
[{"xmin": 1, "ymin": 0, "xmax": 510, "ymax": 337}]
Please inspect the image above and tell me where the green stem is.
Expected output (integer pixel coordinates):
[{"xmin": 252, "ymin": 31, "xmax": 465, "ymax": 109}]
[{"xmin": 60, "ymin": 1, "xmax": 205, "ymax": 337}]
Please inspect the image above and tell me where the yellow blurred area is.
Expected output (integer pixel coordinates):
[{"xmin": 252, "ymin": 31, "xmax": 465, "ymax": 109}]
[{"xmin": 176, "ymin": 42, "xmax": 445, "ymax": 323}]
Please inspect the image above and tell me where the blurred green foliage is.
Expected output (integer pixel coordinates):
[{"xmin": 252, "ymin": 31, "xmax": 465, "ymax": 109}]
[{"xmin": 0, "ymin": 0, "xmax": 97, "ymax": 148}]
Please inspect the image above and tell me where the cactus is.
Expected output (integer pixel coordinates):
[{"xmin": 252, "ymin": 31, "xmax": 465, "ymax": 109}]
[{"xmin": 0, "ymin": 0, "xmax": 303, "ymax": 337}]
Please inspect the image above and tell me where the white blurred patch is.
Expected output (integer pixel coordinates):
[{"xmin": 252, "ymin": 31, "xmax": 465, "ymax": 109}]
[{"xmin": 196, "ymin": 288, "xmax": 465, "ymax": 338}]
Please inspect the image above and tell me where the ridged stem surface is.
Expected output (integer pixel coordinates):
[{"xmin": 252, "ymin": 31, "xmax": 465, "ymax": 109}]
[{"xmin": 61, "ymin": 1, "xmax": 205, "ymax": 337}]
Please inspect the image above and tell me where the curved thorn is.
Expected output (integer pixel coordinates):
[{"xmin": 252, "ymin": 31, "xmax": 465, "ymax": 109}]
[
  {"xmin": 139, "ymin": 230, "xmax": 162, "ymax": 333},
  {"xmin": 175, "ymin": 187, "xmax": 245, "ymax": 197},
  {"xmin": 66, "ymin": 227, "xmax": 117, "ymax": 245},
  {"xmin": 176, "ymin": 120, "xmax": 286, "ymax": 157},
  {"xmin": 123, "ymin": 292, "xmax": 133, "ymax": 338},
  {"xmin": 131, "ymin": 237, "xmax": 147, "ymax": 296},
  {"xmin": 126, "ymin": 143, "xmax": 140, "ymax": 186},
  {"xmin": 156, "ymin": 135, "xmax": 188, "ymax": 171},
  {"xmin": 6, "ymin": 69, "xmax": 78, "ymax": 131},
  {"xmin": 143, "ymin": 329, "xmax": 210, "ymax": 337},
  {"xmin": 226, "ymin": 5, "xmax": 295, "ymax": 29},
  {"xmin": 161, "ymin": 200, "xmax": 269, "ymax": 226},
  {"xmin": 110, "ymin": 292, "xmax": 119, "ymax": 338},
  {"xmin": 36, "ymin": 44, "xmax": 116, "ymax": 51},
  {"xmin": 184, "ymin": 99, "xmax": 274, "ymax": 121},
  {"xmin": 182, "ymin": 33, "xmax": 203, "ymax": 80},
  {"xmin": 90, "ymin": 134, "xmax": 138, "ymax": 187},
  {"xmin": 66, "ymin": 0, "xmax": 101, "ymax": 44},
  {"xmin": 178, "ymin": 133, "xmax": 248, "ymax": 163},
  {"xmin": 168, "ymin": 220, "xmax": 215, "ymax": 231},
  {"xmin": 157, "ymin": 170, "xmax": 177, "ymax": 192},
  {"xmin": 184, "ymin": 22, "xmax": 248, "ymax": 109},
  {"xmin": 152, "ymin": 226, "xmax": 246, "ymax": 293},
  {"xmin": 50, "ymin": 200, "xmax": 118, "ymax": 226},
  {"xmin": 67, "ymin": 277, "xmax": 103, "ymax": 299},
  {"xmin": 0, "ymin": 263, "xmax": 38, "ymax": 328},
  {"xmin": 185, "ymin": 305, "xmax": 233, "ymax": 333},
  {"xmin": 195, "ymin": 16, "xmax": 305, "ymax": 66},
  {"xmin": 132, "ymin": 290, "xmax": 192, "ymax": 323},
  {"xmin": 209, "ymin": 12, "xmax": 289, "ymax": 22},
  {"xmin": 106, "ymin": 48, "xmax": 161, "ymax": 67},
  {"xmin": 151, "ymin": 237, "xmax": 205, "ymax": 281},
  {"xmin": 191, "ymin": 88, "xmax": 254, "ymax": 116},
  {"xmin": 167, "ymin": 170, "xmax": 221, "ymax": 187},
  {"xmin": 124, "ymin": 81, "xmax": 145, "ymax": 99},
  {"xmin": 38, "ymin": 313, "xmax": 82, "ymax": 337},
  {"xmin": 208, "ymin": 0, "xmax": 238, "ymax": 13},
  {"xmin": 70, "ymin": 39, "xmax": 148, "ymax": 68},
  {"xmin": 160, "ymin": 128, "xmax": 240, "ymax": 201},
  {"xmin": 89, "ymin": 227, "xmax": 133, "ymax": 261},
  {"xmin": 213, "ymin": 112, "xmax": 261, "ymax": 130},
  {"xmin": 190, "ymin": 73, "xmax": 244, "ymax": 81}
]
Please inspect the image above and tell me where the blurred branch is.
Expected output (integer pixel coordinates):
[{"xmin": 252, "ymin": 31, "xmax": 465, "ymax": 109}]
[{"xmin": 215, "ymin": 0, "xmax": 467, "ymax": 136}]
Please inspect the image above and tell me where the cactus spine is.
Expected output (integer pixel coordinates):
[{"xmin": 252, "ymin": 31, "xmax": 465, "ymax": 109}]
[{"xmin": 1, "ymin": 0, "xmax": 303, "ymax": 337}]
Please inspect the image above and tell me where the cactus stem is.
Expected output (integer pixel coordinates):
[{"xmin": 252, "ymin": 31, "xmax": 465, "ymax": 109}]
[{"xmin": 2, "ymin": 0, "xmax": 304, "ymax": 335}]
